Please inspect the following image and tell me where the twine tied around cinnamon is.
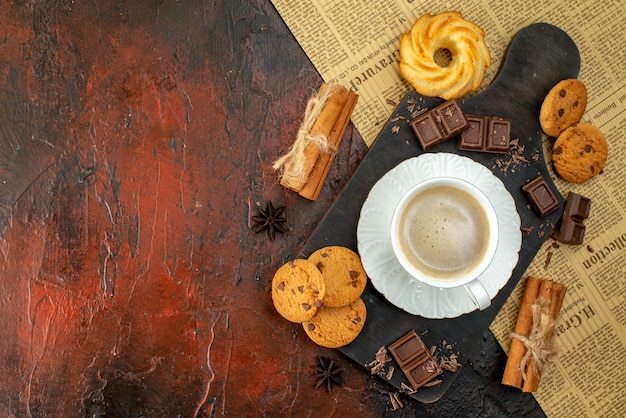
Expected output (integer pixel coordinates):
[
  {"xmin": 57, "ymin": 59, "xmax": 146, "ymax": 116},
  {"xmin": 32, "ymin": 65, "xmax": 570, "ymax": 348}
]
[
  {"xmin": 510, "ymin": 297, "xmax": 559, "ymax": 382},
  {"xmin": 272, "ymin": 84, "xmax": 338, "ymax": 185}
]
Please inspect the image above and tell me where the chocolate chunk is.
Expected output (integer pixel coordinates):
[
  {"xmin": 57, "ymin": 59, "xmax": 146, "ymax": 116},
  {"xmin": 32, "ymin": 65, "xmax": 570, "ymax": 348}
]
[
  {"xmin": 387, "ymin": 330, "xmax": 442, "ymax": 391},
  {"xmin": 437, "ymin": 100, "xmax": 469, "ymax": 136},
  {"xmin": 409, "ymin": 112, "xmax": 446, "ymax": 150},
  {"xmin": 458, "ymin": 115, "xmax": 510, "ymax": 154},
  {"xmin": 409, "ymin": 99, "xmax": 469, "ymax": 150},
  {"xmin": 557, "ymin": 220, "xmax": 586, "ymax": 245},
  {"xmin": 562, "ymin": 191, "xmax": 591, "ymax": 219},
  {"xmin": 557, "ymin": 192, "xmax": 591, "ymax": 245},
  {"xmin": 487, "ymin": 118, "xmax": 511, "ymax": 152},
  {"xmin": 457, "ymin": 115, "xmax": 486, "ymax": 151},
  {"xmin": 406, "ymin": 359, "xmax": 441, "ymax": 389},
  {"xmin": 522, "ymin": 176, "xmax": 560, "ymax": 217}
]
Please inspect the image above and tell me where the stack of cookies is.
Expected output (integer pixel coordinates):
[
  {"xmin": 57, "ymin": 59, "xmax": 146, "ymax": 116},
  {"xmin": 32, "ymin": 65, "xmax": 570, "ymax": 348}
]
[
  {"xmin": 271, "ymin": 246, "xmax": 367, "ymax": 348},
  {"xmin": 540, "ymin": 78, "xmax": 608, "ymax": 184}
]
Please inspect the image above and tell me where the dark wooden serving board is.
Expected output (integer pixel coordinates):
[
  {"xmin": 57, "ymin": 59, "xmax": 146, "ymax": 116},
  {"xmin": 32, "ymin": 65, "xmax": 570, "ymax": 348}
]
[{"xmin": 299, "ymin": 23, "xmax": 580, "ymax": 402}]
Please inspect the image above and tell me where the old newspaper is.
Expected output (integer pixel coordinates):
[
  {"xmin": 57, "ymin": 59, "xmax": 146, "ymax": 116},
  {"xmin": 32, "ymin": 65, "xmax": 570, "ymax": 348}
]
[{"xmin": 271, "ymin": 0, "xmax": 626, "ymax": 416}]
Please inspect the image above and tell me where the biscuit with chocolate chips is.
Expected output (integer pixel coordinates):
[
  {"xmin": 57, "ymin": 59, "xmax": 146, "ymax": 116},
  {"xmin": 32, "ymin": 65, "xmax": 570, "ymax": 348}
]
[
  {"xmin": 552, "ymin": 123, "xmax": 608, "ymax": 183},
  {"xmin": 271, "ymin": 259, "xmax": 326, "ymax": 323},
  {"xmin": 540, "ymin": 79, "xmax": 587, "ymax": 137},
  {"xmin": 302, "ymin": 298, "xmax": 366, "ymax": 348},
  {"xmin": 308, "ymin": 246, "xmax": 367, "ymax": 308}
]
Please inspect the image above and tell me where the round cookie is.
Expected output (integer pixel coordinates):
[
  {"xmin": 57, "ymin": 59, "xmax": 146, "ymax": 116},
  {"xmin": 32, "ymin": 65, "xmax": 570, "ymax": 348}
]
[
  {"xmin": 308, "ymin": 246, "xmax": 367, "ymax": 308},
  {"xmin": 552, "ymin": 123, "xmax": 608, "ymax": 184},
  {"xmin": 271, "ymin": 259, "xmax": 325, "ymax": 323},
  {"xmin": 399, "ymin": 11, "xmax": 491, "ymax": 100},
  {"xmin": 302, "ymin": 298, "xmax": 367, "ymax": 348},
  {"xmin": 540, "ymin": 79, "xmax": 587, "ymax": 137}
]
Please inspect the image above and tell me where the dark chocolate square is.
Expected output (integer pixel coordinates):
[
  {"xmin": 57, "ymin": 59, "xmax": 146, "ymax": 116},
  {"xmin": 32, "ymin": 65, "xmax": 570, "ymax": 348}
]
[
  {"xmin": 410, "ymin": 112, "xmax": 446, "ymax": 150},
  {"xmin": 486, "ymin": 118, "xmax": 511, "ymax": 153},
  {"xmin": 435, "ymin": 100, "xmax": 469, "ymax": 137},
  {"xmin": 388, "ymin": 330, "xmax": 428, "ymax": 368},
  {"xmin": 458, "ymin": 115, "xmax": 486, "ymax": 150},
  {"xmin": 557, "ymin": 191, "xmax": 591, "ymax": 245},
  {"xmin": 557, "ymin": 219, "xmax": 586, "ymax": 245},
  {"xmin": 522, "ymin": 176, "xmax": 560, "ymax": 217},
  {"xmin": 388, "ymin": 330, "xmax": 442, "ymax": 391},
  {"xmin": 563, "ymin": 191, "xmax": 591, "ymax": 220},
  {"xmin": 405, "ymin": 358, "xmax": 441, "ymax": 390}
]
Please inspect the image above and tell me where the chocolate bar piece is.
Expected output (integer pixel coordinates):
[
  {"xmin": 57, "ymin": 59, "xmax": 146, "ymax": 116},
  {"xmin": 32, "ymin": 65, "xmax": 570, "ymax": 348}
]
[
  {"xmin": 409, "ymin": 99, "xmax": 469, "ymax": 150},
  {"xmin": 557, "ymin": 192, "xmax": 591, "ymax": 244},
  {"xmin": 458, "ymin": 115, "xmax": 510, "ymax": 153},
  {"xmin": 388, "ymin": 330, "xmax": 442, "ymax": 390},
  {"xmin": 410, "ymin": 112, "xmax": 445, "ymax": 150},
  {"xmin": 457, "ymin": 115, "xmax": 486, "ymax": 151},
  {"xmin": 557, "ymin": 220, "xmax": 586, "ymax": 245},
  {"xmin": 522, "ymin": 176, "xmax": 560, "ymax": 217},
  {"xmin": 487, "ymin": 117, "xmax": 511, "ymax": 152}
]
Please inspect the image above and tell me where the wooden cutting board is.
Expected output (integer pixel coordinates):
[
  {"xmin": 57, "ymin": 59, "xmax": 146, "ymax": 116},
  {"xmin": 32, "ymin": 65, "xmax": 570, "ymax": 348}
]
[{"xmin": 300, "ymin": 23, "xmax": 580, "ymax": 402}]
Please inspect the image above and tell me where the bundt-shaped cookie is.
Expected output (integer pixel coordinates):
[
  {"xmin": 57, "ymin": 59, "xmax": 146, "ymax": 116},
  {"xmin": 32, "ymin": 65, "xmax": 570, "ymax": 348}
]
[{"xmin": 399, "ymin": 12, "xmax": 491, "ymax": 100}]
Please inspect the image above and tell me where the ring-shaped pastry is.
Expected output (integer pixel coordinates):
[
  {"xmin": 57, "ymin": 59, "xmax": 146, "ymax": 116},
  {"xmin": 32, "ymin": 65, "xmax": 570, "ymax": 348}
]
[{"xmin": 400, "ymin": 12, "xmax": 491, "ymax": 100}]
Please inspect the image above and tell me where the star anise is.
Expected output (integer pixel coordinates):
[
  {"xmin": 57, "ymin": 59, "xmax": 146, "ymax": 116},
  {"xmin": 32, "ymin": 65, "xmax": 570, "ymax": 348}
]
[
  {"xmin": 315, "ymin": 356, "xmax": 344, "ymax": 393},
  {"xmin": 252, "ymin": 201, "xmax": 287, "ymax": 241}
]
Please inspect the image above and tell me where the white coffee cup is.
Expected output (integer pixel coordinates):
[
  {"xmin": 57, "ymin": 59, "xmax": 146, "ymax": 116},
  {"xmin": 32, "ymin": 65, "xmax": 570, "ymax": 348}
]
[{"xmin": 390, "ymin": 177, "xmax": 498, "ymax": 310}]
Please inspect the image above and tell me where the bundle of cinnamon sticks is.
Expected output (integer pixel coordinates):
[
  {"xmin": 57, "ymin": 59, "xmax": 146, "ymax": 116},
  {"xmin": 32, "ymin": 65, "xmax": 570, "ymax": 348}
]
[
  {"xmin": 273, "ymin": 82, "xmax": 358, "ymax": 201},
  {"xmin": 502, "ymin": 276, "xmax": 567, "ymax": 392}
]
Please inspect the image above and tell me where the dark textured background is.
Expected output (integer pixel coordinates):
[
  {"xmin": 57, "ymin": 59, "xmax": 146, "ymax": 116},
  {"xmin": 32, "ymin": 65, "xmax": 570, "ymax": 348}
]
[{"xmin": 0, "ymin": 1, "xmax": 544, "ymax": 416}]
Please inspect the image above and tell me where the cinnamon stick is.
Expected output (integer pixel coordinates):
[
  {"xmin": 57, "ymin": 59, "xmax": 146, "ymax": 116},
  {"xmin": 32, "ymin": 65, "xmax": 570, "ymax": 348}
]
[
  {"xmin": 522, "ymin": 281, "xmax": 566, "ymax": 392},
  {"xmin": 501, "ymin": 276, "xmax": 567, "ymax": 392},
  {"xmin": 274, "ymin": 83, "xmax": 358, "ymax": 199},
  {"xmin": 299, "ymin": 89, "xmax": 358, "ymax": 200},
  {"xmin": 502, "ymin": 276, "xmax": 542, "ymax": 388}
]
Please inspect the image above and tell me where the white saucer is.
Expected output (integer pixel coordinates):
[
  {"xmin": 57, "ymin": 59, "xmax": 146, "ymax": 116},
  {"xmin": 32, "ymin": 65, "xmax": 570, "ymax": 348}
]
[{"xmin": 357, "ymin": 153, "xmax": 522, "ymax": 318}]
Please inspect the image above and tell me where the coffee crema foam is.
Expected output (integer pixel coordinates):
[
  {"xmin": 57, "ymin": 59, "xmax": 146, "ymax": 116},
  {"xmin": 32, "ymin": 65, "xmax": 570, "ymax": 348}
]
[{"xmin": 398, "ymin": 186, "xmax": 490, "ymax": 280}]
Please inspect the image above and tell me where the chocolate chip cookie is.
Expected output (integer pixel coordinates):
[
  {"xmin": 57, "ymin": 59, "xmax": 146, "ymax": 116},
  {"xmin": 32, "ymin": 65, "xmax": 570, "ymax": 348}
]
[
  {"xmin": 271, "ymin": 259, "xmax": 326, "ymax": 323},
  {"xmin": 540, "ymin": 79, "xmax": 587, "ymax": 137},
  {"xmin": 552, "ymin": 123, "xmax": 608, "ymax": 183},
  {"xmin": 308, "ymin": 246, "xmax": 367, "ymax": 308},
  {"xmin": 302, "ymin": 297, "xmax": 367, "ymax": 348}
]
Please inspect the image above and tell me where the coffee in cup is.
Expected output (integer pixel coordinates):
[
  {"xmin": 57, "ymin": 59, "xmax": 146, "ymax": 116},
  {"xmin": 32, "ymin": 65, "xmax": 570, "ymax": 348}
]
[{"xmin": 390, "ymin": 177, "xmax": 498, "ymax": 309}]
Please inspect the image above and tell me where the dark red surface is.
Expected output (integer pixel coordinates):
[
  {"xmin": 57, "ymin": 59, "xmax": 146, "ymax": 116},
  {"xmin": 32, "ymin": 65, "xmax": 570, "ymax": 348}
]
[{"xmin": 0, "ymin": 1, "xmax": 544, "ymax": 416}]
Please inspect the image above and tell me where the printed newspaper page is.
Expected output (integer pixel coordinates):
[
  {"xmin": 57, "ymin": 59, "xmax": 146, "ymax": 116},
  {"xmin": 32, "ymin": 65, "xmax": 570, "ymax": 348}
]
[{"xmin": 271, "ymin": 1, "xmax": 625, "ymax": 416}]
